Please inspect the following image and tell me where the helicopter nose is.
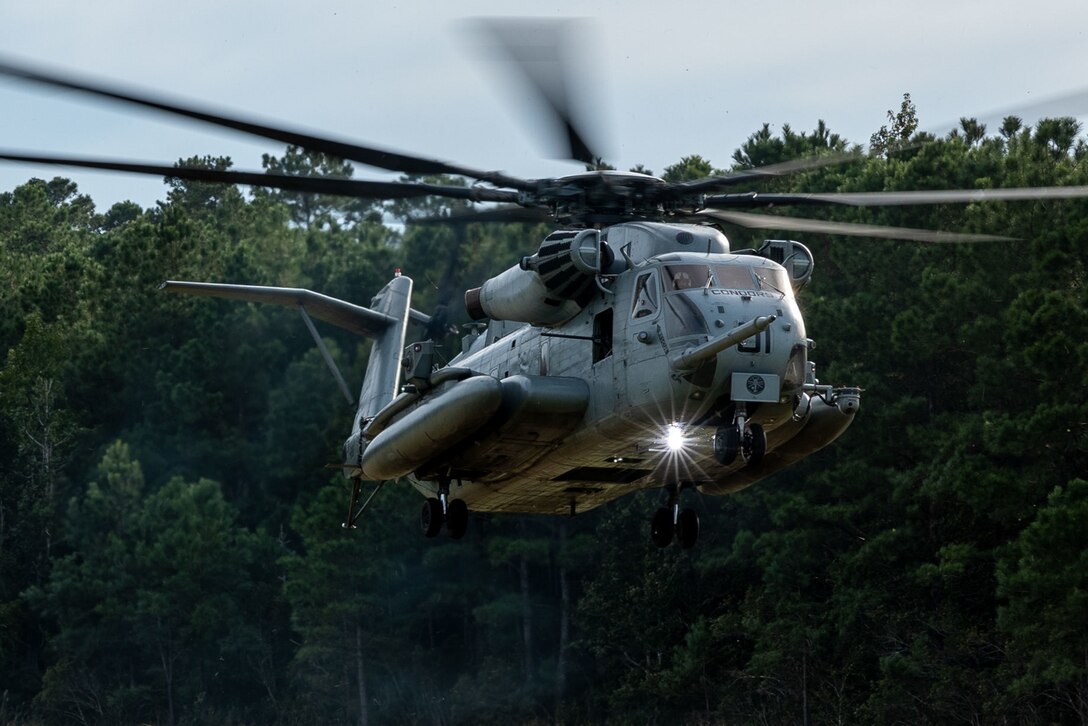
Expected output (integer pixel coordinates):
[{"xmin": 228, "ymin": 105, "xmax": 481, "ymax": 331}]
[{"xmin": 671, "ymin": 315, "xmax": 776, "ymax": 371}]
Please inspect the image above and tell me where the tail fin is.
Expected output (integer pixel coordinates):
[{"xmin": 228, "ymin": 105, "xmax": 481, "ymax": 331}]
[{"xmin": 354, "ymin": 274, "xmax": 412, "ymax": 419}]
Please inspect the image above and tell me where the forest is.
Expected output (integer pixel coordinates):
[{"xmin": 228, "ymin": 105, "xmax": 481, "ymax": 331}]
[{"xmin": 1, "ymin": 98, "xmax": 1087, "ymax": 725}]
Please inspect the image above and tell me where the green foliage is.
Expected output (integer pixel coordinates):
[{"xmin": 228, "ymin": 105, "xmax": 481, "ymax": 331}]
[
  {"xmin": 27, "ymin": 442, "xmax": 285, "ymax": 725},
  {"xmin": 259, "ymin": 145, "xmax": 379, "ymax": 230},
  {"xmin": 997, "ymin": 479, "xmax": 1088, "ymax": 720},
  {"xmin": 662, "ymin": 154, "xmax": 716, "ymax": 182},
  {"xmin": 870, "ymin": 93, "xmax": 919, "ymax": 156},
  {"xmin": 1, "ymin": 105, "xmax": 1086, "ymax": 724},
  {"xmin": 731, "ymin": 120, "xmax": 849, "ymax": 169}
]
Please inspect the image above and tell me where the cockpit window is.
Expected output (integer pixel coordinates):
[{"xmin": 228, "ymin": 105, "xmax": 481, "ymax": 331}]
[
  {"xmin": 753, "ymin": 267, "xmax": 790, "ymax": 295},
  {"xmin": 664, "ymin": 292, "xmax": 709, "ymax": 337},
  {"xmin": 714, "ymin": 265, "xmax": 757, "ymax": 290},
  {"xmin": 663, "ymin": 265, "xmax": 713, "ymax": 291},
  {"xmin": 712, "ymin": 264, "xmax": 792, "ymax": 297},
  {"xmin": 631, "ymin": 271, "xmax": 659, "ymax": 319},
  {"xmin": 660, "ymin": 262, "xmax": 792, "ymax": 297}
]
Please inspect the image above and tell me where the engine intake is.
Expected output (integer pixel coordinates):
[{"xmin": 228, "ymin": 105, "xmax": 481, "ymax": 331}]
[{"xmin": 465, "ymin": 229, "xmax": 622, "ymax": 325}]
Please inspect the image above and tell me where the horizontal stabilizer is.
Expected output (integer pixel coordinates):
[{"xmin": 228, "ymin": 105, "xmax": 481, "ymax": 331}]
[{"xmin": 161, "ymin": 280, "xmax": 429, "ymax": 337}]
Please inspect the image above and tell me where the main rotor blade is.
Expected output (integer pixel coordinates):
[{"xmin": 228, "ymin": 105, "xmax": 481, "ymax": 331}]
[
  {"xmin": 0, "ymin": 151, "xmax": 519, "ymax": 202},
  {"xmin": 699, "ymin": 209, "xmax": 1015, "ymax": 243},
  {"xmin": 409, "ymin": 205, "xmax": 554, "ymax": 225},
  {"xmin": 704, "ymin": 185, "xmax": 1088, "ymax": 209},
  {"xmin": 0, "ymin": 55, "xmax": 532, "ymax": 190},
  {"xmin": 667, "ymin": 152, "xmax": 863, "ymax": 195},
  {"xmin": 474, "ymin": 18, "xmax": 601, "ymax": 166}
]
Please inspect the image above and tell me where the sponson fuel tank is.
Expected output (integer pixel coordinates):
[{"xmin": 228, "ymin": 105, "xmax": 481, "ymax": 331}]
[
  {"xmin": 359, "ymin": 376, "xmax": 503, "ymax": 480},
  {"xmin": 426, "ymin": 374, "xmax": 590, "ymax": 481},
  {"xmin": 359, "ymin": 374, "xmax": 590, "ymax": 481}
]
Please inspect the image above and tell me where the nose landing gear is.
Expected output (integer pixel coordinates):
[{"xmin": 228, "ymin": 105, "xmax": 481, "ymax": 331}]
[
  {"xmin": 650, "ymin": 483, "xmax": 700, "ymax": 549},
  {"xmin": 713, "ymin": 406, "xmax": 766, "ymax": 467}
]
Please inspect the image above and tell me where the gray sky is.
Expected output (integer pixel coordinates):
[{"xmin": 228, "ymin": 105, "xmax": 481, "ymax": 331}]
[{"xmin": 2, "ymin": 0, "xmax": 1086, "ymax": 211}]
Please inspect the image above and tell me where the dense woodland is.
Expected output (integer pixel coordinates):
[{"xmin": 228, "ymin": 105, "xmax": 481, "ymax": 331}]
[{"xmin": 1, "ymin": 98, "xmax": 1087, "ymax": 725}]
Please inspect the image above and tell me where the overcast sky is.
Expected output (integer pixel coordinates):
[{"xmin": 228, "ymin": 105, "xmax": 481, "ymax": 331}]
[{"xmin": 2, "ymin": 0, "xmax": 1086, "ymax": 210}]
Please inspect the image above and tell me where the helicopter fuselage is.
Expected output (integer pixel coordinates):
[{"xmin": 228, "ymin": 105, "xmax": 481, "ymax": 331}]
[{"xmin": 352, "ymin": 222, "xmax": 859, "ymax": 516}]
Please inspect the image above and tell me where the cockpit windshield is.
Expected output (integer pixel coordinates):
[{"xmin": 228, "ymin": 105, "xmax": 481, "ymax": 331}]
[
  {"xmin": 715, "ymin": 265, "xmax": 757, "ymax": 290},
  {"xmin": 751, "ymin": 267, "xmax": 790, "ymax": 295},
  {"xmin": 662, "ymin": 263, "xmax": 791, "ymax": 297},
  {"xmin": 663, "ymin": 265, "xmax": 713, "ymax": 291}
]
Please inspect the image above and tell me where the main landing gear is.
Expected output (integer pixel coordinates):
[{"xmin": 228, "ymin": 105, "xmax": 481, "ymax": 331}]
[
  {"xmin": 713, "ymin": 405, "xmax": 766, "ymax": 467},
  {"xmin": 421, "ymin": 477, "xmax": 469, "ymax": 539},
  {"xmin": 651, "ymin": 483, "xmax": 699, "ymax": 549}
]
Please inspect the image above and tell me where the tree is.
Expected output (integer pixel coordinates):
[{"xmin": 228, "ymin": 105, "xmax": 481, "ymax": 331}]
[
  {"xmin": 869, "ymin": 93, "xmax": 918, "ymax": 156},
  {"xmin": 959, "ymin": 117, "xmax": 987, "ymax": 145},
  {"xmin": 662, "ymin": 154, "xmax": 715, "ymax": 182},
  {"xmin": 998, "ymin": 480, "xmax": 1088, "ymax": 721},
  {"xmin": 731, "ymin": 120, "xmax": 848, "ymax": 169},
  {"xmin": 260, "ymin": 145, "xmax": 378, "ymax": 230},
  {"xmin": 281, "ymin": 480, "xmax": 418, "ymax": 725},
  {"xmin": 31, "ymin": 443, "xmax": 286, "ymax": 725}
]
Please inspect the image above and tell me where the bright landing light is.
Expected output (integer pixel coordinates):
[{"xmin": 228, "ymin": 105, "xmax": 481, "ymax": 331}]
[{"xmin": 665, "ymin": 423, "xmax": 686, "ymax": 452}]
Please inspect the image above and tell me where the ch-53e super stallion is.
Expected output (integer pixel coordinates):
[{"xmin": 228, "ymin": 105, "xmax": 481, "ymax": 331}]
[
  {"xmin": 4, "ymin": 22, "xmax": 1087, "ymax": 548},
  {"xmin": 162, "ymin": 223, "xmax": 853, "ymax": 551}
]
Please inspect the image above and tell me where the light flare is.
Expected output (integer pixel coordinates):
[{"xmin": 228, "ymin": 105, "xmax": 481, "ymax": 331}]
[{"xmin": 665, "ymin": 422, "xmax": 686, "ymax": 452}]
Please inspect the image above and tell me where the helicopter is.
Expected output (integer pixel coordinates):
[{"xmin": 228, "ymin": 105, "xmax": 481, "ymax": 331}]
[{"xmin": 3, "ymin": 23, "xmax": 1087, "ymax": 548}]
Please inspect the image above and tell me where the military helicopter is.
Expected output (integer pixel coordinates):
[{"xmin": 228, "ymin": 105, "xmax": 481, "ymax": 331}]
[{"xmin": 3, "ymin": 24, "xmax": 1087, "ymax": 548}]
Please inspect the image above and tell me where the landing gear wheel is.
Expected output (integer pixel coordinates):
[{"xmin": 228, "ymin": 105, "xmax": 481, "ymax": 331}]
[
  {"xmin": 742, "ymin": 423, "xmax": 766, "ymax": 466},
  {"xmin": 677, "ymin": 508, "xmax": 700, "ymax": 549},
  {"xmin": 651, "ymin": 507, "xmax": 674, "ymax": 548},
  {"xmin": 714, "ymin": 425, "xmax": 740, "ymax": 465},
  {"xmin": 446, "ymin": 498, "xmax": 469, "ymax": 539},
  {"xmin": 421, "ymin": 497, "xmax": 444, "ymax": 538}
]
